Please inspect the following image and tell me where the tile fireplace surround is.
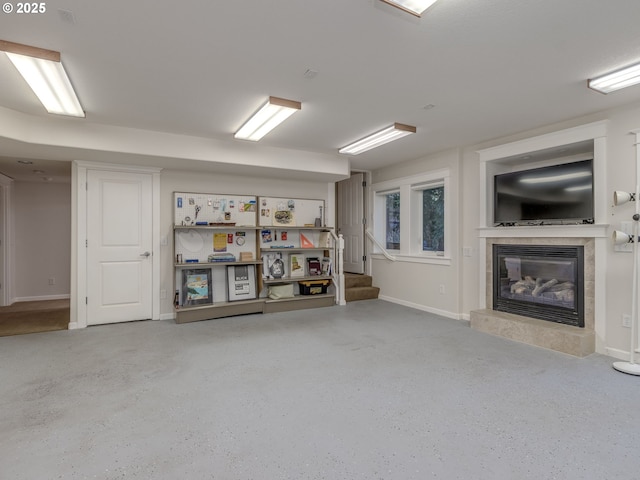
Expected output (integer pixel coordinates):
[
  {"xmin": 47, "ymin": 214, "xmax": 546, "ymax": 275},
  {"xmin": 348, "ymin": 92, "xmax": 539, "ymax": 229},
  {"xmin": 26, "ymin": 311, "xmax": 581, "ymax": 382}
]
[
  {"xmin": 472, "ymin": 121, "xmax": 609, "ymax": 357},
  {"xmin": 470, "ymin": 236, "xmax": 596, "ymax": 357}
]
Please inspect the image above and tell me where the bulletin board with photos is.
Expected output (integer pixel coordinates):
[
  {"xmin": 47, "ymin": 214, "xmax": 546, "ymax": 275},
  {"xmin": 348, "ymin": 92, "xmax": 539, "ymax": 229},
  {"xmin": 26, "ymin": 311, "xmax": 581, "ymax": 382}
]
[
  {"xmin": 173, "ymin": 192, "xmax": 258, "ymax": 227},
  {"xmin": 258, "ymin": 196, "xmax": 325, "ymax": 227}
]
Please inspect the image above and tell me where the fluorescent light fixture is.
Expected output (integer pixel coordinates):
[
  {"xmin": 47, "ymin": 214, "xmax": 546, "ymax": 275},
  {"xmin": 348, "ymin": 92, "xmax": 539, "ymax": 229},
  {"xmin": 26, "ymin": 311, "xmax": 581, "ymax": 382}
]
[
  {"xmin": 234, "ymin": 96, "xmax": 301, "ymax": 141},
  {"xmin": 380, "ymin": 0, "xmax": 439, "ymax": 17},
  {"xmin": 519, "ymin": 171, "xmax": 591, "ymax": 184},
  {"xmin": 339, "ymin": 123, "xmax": 416, "ymax": 155},
  {"xmin": 588, "ymin": 62, "xmax": 640, "ymax": 94},
  {"xmin": 0, "ymin": 40, "xmax": 84, "ymax": 117}
]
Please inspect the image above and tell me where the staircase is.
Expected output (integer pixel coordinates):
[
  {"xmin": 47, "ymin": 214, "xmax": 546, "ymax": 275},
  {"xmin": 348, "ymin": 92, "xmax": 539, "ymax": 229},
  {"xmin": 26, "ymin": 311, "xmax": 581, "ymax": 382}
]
[
  {"xmin": 344, "ymin": 273, "xmax": 380, "ymax": 302},
  {"xmin": 0, "ymin": 299, "xmax": 70, "ymax": 337}
]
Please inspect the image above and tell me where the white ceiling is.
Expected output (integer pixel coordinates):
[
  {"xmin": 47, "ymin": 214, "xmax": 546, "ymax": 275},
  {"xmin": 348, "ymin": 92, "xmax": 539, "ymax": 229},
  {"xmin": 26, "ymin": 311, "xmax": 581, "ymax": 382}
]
[{"xmin": 1, "ymin": 0, "xmax": 640, "ymax": 182}]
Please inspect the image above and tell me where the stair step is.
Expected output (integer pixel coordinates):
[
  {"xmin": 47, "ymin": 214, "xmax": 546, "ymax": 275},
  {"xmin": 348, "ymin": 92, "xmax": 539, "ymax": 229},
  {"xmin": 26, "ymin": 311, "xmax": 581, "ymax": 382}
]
[
  {"xmin": 345, "ymin": 274, "xmax": 373, "ymax": 288},
  {"xmin": 345, "ymin": 286, "xmax": 380, "ymax": 302}
]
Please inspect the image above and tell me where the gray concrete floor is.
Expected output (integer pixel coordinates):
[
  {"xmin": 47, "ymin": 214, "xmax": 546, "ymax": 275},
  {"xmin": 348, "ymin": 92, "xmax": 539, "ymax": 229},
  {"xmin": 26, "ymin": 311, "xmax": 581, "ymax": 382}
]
[{"xmin": 1, "ymin": 300, "xmax": 639, "ymax": 479}]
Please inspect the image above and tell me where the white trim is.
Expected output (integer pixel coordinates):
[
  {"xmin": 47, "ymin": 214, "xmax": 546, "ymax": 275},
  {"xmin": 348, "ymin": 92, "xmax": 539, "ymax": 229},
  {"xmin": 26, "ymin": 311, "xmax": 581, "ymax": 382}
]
[
  {"xmin": 372, "ymin": 168, "xmax": 451, "ymax": 262},
  {"xmin": 152, "ymin": 170, "xmax": 161, "ymax": 321},
  {"xmin": 477, "ymin": 120, "xmax": 609, "ymax": 162},
  {"xmin": 0, "ymin": 173, "xmax": 13, "ymax": 306},
  {"xmin": 372, "ymin": 253, "xmax": 451, "ymax": 265},
  {"xmin": 14, "ymin": 294, "xmax": 70, "ymax": 302},
  {"xmin": 372, "ymin": 168, "xmax": 450, "ymax": 192},
  {"xmin": 73, "ymin": 161, "xmax": 162, "ymax": 329},
  {"xmin": 606, "ymin": 347, "xmax": 633, "ymax": 362},
  {"xmin": 478, "ymin": 224, "xmax": 609, "ymax": 238},
  {"xmin": 379, "ymin": 294, "xmax": 466, "ymax": 321},
  {"xmin": 74, "ymin": 160, "xmax": 162, "ymax": 175},
  {"xmin": 160, "ymin": 312, "xmax": 176, "ymax": 321}
]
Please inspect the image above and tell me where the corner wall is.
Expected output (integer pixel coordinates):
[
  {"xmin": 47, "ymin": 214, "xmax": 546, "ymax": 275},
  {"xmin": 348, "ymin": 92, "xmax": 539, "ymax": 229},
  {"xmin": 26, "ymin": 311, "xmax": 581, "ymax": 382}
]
[
  {"xmin": 13, "ymin": 181, "xmax": 71, "ymax": 301},
  {"xmin": 370, "ymin": 149, "xmax": 462, "ymax": 318}
]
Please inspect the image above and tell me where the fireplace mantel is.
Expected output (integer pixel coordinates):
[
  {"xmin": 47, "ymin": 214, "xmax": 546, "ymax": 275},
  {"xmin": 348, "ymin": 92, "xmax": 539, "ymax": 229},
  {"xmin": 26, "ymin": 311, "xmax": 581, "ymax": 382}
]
[{"xmin": 478, "ymin": 224, "xmax": 609, "ymax": 239}]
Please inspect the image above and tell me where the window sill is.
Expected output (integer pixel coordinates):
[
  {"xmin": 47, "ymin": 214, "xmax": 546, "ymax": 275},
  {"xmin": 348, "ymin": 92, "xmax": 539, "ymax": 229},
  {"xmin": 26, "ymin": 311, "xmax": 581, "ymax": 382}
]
[{"xmin": 371, "ymin": 253, "xmax": 452, "ymax": 266}]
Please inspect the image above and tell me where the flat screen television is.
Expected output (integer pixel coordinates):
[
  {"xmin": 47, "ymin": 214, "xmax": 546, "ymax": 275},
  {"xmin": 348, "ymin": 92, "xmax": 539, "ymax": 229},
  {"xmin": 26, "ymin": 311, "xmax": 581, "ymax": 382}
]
[{"xmin": 493, "ymin": 159, "xmax": 594, "ymax": 226}]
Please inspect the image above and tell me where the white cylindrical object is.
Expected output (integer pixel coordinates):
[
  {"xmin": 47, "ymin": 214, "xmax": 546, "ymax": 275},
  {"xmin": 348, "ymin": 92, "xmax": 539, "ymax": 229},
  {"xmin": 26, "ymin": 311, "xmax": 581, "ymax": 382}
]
[
  {"xmin": 613, "ymin": 230, "xmax": 632, "ymax": 245},
  {"xmin": 614, "ymin": 191, "xmax": 633, "ymax": 206}
]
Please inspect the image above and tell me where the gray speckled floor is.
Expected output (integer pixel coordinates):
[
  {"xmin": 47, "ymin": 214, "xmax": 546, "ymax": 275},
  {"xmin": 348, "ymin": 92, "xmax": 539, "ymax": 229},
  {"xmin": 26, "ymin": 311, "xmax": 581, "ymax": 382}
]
[{"xmin": 1, "ymin": 300, "xmax": 639, "ymax": 479}]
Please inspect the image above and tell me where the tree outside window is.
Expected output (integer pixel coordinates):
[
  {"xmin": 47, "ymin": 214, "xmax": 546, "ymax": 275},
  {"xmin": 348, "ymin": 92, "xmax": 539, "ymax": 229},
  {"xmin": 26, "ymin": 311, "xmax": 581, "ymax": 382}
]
[
  {"xmin": 422, "ymin": 186, "xmax": 444, "ymax": 252},
  {"xmin": 385, "ymin": 192, "xmax": 400, "ymax": 250}
]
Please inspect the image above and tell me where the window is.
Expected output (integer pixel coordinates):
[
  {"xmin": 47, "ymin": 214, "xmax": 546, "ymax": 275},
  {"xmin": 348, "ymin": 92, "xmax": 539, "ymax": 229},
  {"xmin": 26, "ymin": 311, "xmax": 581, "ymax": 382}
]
[
  {"xmin": 421, "ymin": 185, "xmax": 444, "ymax": 252},
  {"xmin": 372, "ymin": 169, "xmax": 450, "ymax": 264},
  {"xmin": 385, "ymin": 191, "xmax": 400, "ymax": 250}
]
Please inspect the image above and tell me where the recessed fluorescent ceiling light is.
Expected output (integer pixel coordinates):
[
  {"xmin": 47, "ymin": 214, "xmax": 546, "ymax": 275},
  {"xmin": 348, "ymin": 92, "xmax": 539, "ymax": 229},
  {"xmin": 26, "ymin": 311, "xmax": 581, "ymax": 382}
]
[
  {"xmin": 588, "ymin": 62, "xmax": 640, "ymax": 94},
  {"xmin": 380, "ymin": 0, "xmax": 438, "ymax": 17},
  {"xmin": 339, "ymin": 123, "xmax": 416, "ymax": 155},
  {"xmin": 0, "ymin": 40, "xmax": 85, "ymax": 117},
  {"xmin": 234, "ymin": 96, "xmax": 301, "ymax": 141}
]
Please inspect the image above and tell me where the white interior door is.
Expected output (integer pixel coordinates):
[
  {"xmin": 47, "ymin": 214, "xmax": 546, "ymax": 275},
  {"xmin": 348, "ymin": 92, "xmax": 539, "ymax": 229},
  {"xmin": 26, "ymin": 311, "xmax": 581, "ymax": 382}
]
[
  {"xmin": 87, "ymin": 170, "xmax": 153, "ymax": 325},
  {"xmin": 337, "ymin": 172, "xmax": 365, "ymax": 274}
]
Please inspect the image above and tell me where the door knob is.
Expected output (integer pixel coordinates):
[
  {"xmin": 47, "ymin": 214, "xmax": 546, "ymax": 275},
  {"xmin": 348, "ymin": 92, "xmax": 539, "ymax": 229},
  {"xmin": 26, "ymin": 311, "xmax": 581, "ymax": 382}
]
[{"xmin": 140, "ymin": 251, "xmax": 151, "ymax": 257}]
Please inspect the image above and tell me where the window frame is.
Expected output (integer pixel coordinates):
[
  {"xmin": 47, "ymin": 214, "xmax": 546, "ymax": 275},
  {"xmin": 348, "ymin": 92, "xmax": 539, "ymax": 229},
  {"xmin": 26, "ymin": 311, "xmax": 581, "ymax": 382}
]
[
  {"xmin": 372, "ymin": 169, "xmax": 451, "ymax": 265},
  {"xmin": 375, "ymin": 188, "xmax": 401, "ymax": 253},
  {"xmin": 412, "ymin": 181, "xmax": 445, "ymax": 255}
]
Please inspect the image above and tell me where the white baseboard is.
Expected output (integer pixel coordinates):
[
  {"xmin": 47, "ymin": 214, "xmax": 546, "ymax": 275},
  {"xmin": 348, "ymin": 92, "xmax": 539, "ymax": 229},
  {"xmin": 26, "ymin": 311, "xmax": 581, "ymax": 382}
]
[
  {"xmin": 378, "ymin": 295, "xmax": 467, "ymax": 322},
  {"xmin": 605, "ymin": 347, "xmax": 640, "ymax": 361},
  {"xmin": 160, "ymin": 312, "xmax": 176, "ymax": 321},
  {"xmin": 14, "ymin": 294, "xmax": 70, "ymax": 303}
]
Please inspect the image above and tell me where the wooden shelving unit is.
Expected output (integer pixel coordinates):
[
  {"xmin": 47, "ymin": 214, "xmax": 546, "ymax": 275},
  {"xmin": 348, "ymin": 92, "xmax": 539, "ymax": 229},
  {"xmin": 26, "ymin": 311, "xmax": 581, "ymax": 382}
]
[{"xmin": 173, "ymin": 193, "xmax": 337, "ymax": 323}]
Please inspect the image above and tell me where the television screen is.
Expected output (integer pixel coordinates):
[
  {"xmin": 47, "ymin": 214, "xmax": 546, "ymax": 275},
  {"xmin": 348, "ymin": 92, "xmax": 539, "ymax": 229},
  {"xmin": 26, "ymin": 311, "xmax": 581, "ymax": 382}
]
[{"xmin": 494, "ymin": 159, "xmax": 594, "ymax": 225}]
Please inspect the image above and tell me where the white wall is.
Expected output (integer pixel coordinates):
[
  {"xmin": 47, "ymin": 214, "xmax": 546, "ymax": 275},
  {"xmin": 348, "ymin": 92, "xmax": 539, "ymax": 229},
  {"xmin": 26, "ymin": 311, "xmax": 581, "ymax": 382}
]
[
  {"xmin": 159, "ymin": 169, "xmax": 335, "ymax": 318},
  {"xmin": 369, "ymin": 148, "xmax": 462, "ymax": 318},
  {"xmin": 13, "ymin": 181, "xmax": 71, "ymax": 301}
]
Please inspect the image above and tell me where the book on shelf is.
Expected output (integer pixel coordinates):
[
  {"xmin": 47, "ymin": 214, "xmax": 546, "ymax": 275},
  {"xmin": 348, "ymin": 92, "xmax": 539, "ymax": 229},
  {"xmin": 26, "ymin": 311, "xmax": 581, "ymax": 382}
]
[
  {"xmin": 321, "ymin": 257, "xmax": 332, "ymax": 276},
  {"xmin": 207, "ymin": 253, "xmax": 236, "ymax": 262},
  {"xmin": 306, "ymin": 257, "xmax": 322, "ymax": 276},
  {"xmin": 318, "ymin": 231, "xmax": 331, "ymax": 248},
  {"xmin": 289, "ymin": 254, "xmax": 306, "ymax": 278}
]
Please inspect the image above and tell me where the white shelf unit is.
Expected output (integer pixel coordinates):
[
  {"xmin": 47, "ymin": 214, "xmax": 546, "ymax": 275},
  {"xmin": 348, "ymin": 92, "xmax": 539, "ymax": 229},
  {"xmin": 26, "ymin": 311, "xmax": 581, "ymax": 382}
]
[
  {"xmin": 259, "ymin": 222, "xmax": 336, "ymax": 311},
  {"xmin": 172, "ymin": 193, "xmax": 339, "ymax": 323},
  {"xmin": 173, "ymin": 192, "xmax": 264, "ymax": 323}
]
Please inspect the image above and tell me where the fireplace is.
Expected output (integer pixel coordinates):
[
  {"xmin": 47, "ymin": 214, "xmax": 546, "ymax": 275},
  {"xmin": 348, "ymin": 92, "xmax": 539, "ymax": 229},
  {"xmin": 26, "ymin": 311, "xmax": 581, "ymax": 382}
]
[{"xmin": 493, "ymin": 244, "xmax": 584, "ymax": 327}]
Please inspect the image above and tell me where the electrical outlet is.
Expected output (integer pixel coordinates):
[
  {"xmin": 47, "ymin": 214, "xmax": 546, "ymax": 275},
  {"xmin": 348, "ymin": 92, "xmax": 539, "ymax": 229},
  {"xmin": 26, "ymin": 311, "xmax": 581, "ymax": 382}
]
[
  {"xmin": 48, "ymin": 277, "xmax": 55, "ymax": 285},
  {"xmin": 160, "ymin": 289, "xmax": 167, "ymax": 299},
  {"xmin": 439, "ymin": 284, "xmax": 445, "ymax": 294},
  {"xmin": 622, "ymin": 314, "xmax": 632, "ymax": 328},
  {"xmin": 463, "ymin": 247, "xmax": 472, "ymax": 257}
]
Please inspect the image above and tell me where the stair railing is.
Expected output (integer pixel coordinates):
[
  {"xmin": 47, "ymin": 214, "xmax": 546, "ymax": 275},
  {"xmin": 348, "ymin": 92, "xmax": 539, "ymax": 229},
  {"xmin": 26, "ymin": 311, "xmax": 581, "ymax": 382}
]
[
  {"xmin": 327, "ymin": 230, "xmax": 346, "ymax": 306},
  {"xmin": 365, "ymin": 229, "xmax": 397, "ymax": 262}
]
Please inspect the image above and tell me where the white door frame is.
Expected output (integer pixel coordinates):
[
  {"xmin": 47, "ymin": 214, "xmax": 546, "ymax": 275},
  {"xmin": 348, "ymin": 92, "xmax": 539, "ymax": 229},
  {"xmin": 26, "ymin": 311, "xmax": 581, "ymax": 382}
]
[
  {"xmin": 70, "ymin": 161, "xmax": 161, "ymax": 329},
  {"xmin": 0, "ymin": 173, "xmax": 13, "ymax": 306}
]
